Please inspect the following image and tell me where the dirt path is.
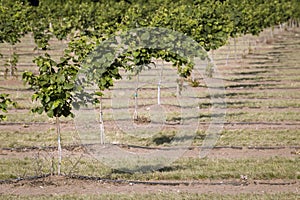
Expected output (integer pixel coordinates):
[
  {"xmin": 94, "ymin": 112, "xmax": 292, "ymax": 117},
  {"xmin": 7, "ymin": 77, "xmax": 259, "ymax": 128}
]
[{"xmin": 0, "ymin": 176, "xmax": 299, "ymax": 196}]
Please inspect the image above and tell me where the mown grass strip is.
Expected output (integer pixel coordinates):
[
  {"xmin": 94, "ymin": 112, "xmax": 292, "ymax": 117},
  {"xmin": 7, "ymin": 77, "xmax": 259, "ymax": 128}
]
[
  {"xmin": 112, "ymin": 157, "xmax": 299, "ymax": 181},
  {"xmin": 1, "ymin": 128, "xmax": 299, "ymax": 149},
  {"xmin": 0, "ymin": 129, "xmax": 77, "ymax": 148},
  {"xmin": 1, "ymin": 157, "xmax": 298, "ymax": 181},
  {"xmin": 214, "ymin": 129, "xmax": 300, "ymax": 147},
  {"xmin": 198, "ymin": 110, "xmax": 300, "ymax": 122},
  {"xmin": 199, "ymin": 99, "xmax": 300, "ymax": 109}
]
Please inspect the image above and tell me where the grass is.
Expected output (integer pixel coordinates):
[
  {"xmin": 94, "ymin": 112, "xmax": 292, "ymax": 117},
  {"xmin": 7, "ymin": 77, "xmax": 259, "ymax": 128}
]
[
  {"xmin": 0, "ymin": 125, "xmax": 298, "ymax": 153},
  {"xmin": 95, "ymin": 126, "xmax": 300, "ymax": 147},
  {"xmin": 0, "ymin": 129, "xmax": 78, "ymax": 148},
  {"xmin": 199, "ymin": 99, "xmax": 300, "ymax": 109},
  {"xmin": 0, "ymin": 157, "xmax": 50, "ymax": 179},
  {"xmin": 1, "ymin": 109, "xmax": 299, "ymax": 148},
  {"xmin": 108, "ymin": 157, "xmax": 299, "ymax": 181},
  {"xmin": 200, "ymin": 89, "xmax": 300, "ymax": 99},
  {"xmin": 1, "ymin": 193, "xmax": 299, "ymax": 200},
  {"xmin": 215, "ymin": 129, "xmax": 300, "ymax": 147},
  {"xmin": 3, "ymin": 111, "xmax": 73, "ymax": 123},
  {"xmin": 198, "ymin": 110, "xmax": 300, "ymax": 122},
  {"xmin": 4, "ymin": 112, "xmax": 50, "ymax": 123},
  {"xmin": 1, "ymin": 157, "xmax": 299, "ymax": 180},
  {"xmin": 226, "ymin": 110, "xmax": 300, "ymax": 122},
  {"xmin": 0, "ymin": 127, "xmax": 298, "ymax": 150}
]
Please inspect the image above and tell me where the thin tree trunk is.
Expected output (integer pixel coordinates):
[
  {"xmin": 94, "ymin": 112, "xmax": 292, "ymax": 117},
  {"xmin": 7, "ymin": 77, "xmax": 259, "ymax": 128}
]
[
  {"xmin": 234, "ymin": 37, "xmax": 237, "ymax": 62},
  {"xmin": 176, "ymin": 76, "xmax": 183, "ymax": 97},
  {"xmin": 270, "ymin": 27, "xmax": 273, "ymax": 39},
  {"xmin": 248, "ymin": 38, "xmax": 251, "ymax": 54},
  {"xmin": 9, "ymin": 46, "xmax": 12, "ymax": 77},
  {"xmin": 56, "ymin": 116, "xmax": 62, "ymax": 175},
  {"xmin": 176, "ymin": 77, "xmax": 180, "ymax": 97},
  {"xmin": 226, "ymin": 42, "xmax": 230, "ymax": 66},
  {"xmin": 293, "ymin": 19, "xmax": 296, "ymax": 29},
  {"xmin": 133, "ymin": 74, "xmax": 139, "ymax": 120},
  {"xmin": 158, "ymin": 62, "xmax": 163, "ymax": 105},
  {"xmin": 157, "ymin": 81, "xmax": 161, "ymax": 105},
  {"xmin": 11, "ymin": 46, "xmax": 17, "ymax": 78},
  {"xmin": 99, "ymin": 96, "xmax": 105, "ymax": 144},
  {"xmin": 210, "ymin": 50, "xmax": 214, "ymax": 62},
  {"xmin": 279, "ymin": 23, "xmax": 282, "ymax": 31}
]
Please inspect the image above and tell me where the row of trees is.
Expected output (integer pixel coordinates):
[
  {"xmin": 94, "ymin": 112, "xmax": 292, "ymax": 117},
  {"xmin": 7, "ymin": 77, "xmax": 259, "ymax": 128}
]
[{"xmin": 1, "ymin": 0, "xmax": 300, "ymax": 174}]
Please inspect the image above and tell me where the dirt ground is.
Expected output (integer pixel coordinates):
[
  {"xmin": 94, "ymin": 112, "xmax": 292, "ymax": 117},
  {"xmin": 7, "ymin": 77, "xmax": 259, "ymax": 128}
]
[{"xmin": 0, "ymin": 175, "xmax": 299, "ymax": 196}]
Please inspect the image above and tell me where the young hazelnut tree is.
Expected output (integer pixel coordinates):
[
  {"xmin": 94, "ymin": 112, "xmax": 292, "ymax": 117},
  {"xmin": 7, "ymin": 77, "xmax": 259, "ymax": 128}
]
[{"xmin": 23, "ymin": 53, "xmax": 77, "ymax": 175}]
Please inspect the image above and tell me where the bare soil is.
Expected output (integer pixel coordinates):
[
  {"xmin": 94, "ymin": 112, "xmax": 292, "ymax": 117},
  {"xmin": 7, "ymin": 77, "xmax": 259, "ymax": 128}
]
[{"xmin": 0, "ymin": 175, "xmax": 299, "ymax": 196}]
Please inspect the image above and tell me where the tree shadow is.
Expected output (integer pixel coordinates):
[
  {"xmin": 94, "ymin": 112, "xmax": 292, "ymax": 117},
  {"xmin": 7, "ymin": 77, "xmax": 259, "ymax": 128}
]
[
  {"xmin": 199, "ymin": 101, "xmax": 247, "ymax": 108},
  {"xmin": 152, "ymin": 135, "xmax": 174, "ymax": 145},
  {"xmin": 225, "ymin": 83, "xmax": 276, "ymax": 89},
  {"xmin": 110, "ymin": 163, "xmax": 187, "ymax": 174},
  {"xmin": 232, "ymin": 70, "xmax": 269, "ymax": 75},
  {"xmin": 228, "ymin": 77, "xmax": 264, "ymax": 82}
]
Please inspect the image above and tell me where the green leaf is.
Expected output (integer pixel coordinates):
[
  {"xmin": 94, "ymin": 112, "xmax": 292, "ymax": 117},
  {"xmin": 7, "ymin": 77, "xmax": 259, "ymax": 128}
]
[
  {"xmin": 52, "ymin": 100, "xmax": 61, "ymax": 110},
  {"xmin": 64, "ymin": 83, "xmax": 74, "ymax": 90},
  {"xmin": 133, "ymin": 51, "xmax": 140, "ymax": 57},
  {"xmin": 94, "ymin": 91, "xmax": 103, "ymax": 96},
  {"xmin": 47, "ymin": 109, "xmax": 54, "ymax": 118},
  {"xmin": 45, "ymin": 95, "xmax": 50, "ymax": 103},
  {"xmin": 37, "ymin": 107, "xmax": 44, "ymax": 114},
  {"xmin": 32, "ymin": 93, "xmax": 39, "ymax": 101}
]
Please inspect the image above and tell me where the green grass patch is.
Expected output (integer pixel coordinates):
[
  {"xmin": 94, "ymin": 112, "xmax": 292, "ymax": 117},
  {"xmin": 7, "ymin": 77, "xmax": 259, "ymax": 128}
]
[
  {"xmin": 215, "ymin": 129, "xmax": 300, "ymax": 147},
  {"xmin": 224, "ymin": 90, "xmax": 300, "ymax": 99},
  {"xmin": 2, "ymin": 124, "xmax": 298, "ymax": 149},
  {"xmin": 199, "ymin": 99, "xmax": 300, "ymax": 109},
  {"xmin": 1, "ymin": 157, "xmax": 298, "ymax": 181},
  {"xmin": 4, "ymin": 111, "xmax": 73, "ymax": 123},
  {"xmin": 198, "ymin": 110, "xmax": 300, "ymax": 122},
  {"xmin": 0, "ymin": 129, "xmax": 77, "ymax": 148},
  {"xmin": 4, "ymin": 112, "xmax": 49, "ymax": 123},
  {"xmin": 111, "ymin": 157, "xmax": 299, "ymax": 181},
  {"xmin": 0, "ymin": 157, "xmax": 110, "ymax": 180},
  {"xmin": 0, "ymin": 157, "xmax": 50, "ymax": 179},
  {"xmin": 226, "ymin": 110, "xmax": 300, "ymax": 122}
]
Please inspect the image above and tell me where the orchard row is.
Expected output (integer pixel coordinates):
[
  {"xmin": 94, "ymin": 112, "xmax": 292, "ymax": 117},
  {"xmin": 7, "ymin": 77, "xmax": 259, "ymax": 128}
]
[{"xmin": 0, "ymin": 0, "xmax": 299, "ymax": 119}]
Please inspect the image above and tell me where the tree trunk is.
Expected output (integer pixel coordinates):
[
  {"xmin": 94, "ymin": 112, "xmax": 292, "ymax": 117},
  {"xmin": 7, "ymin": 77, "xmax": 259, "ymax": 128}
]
[
  {"xmin": 11, "ymin": 46, "xmax": 17, "ymax": 78},
  {"xmin": 176, "ymin": 76, "xmax": 183, "ymax": 97},
  {"xmin": 9, "ymin": 46, "xmax": 12, "ymax": 78},
  {"xmin": 56, "ymin": 116, "xmax": 62, "ymax": 175},
  {"xmin": 157, "ymin": 82, "xmax": 161, "ymax": 105},
  {"xmin": 99, "ymin": 96, "xmax": 105, "ymax": 144},
  {"xmin": 248, "ymin": 38, "xmax": 251, "ymax": 54},
  {"xmin": 133, "ymin": 74, "xmax": 139, "ymax": 120},
  {"xmin": 210, "ymin": 50, "xmax": 214, "ymax": 62},
  {"xmin": 270, "ymin": 27, "xmax": 274, "ymax": 38},
  {"xmin": 226, "ymin": 42, "xmax": 230, "ymax": 66},
  {"xmin": 158, "ymin": 63, "xmax": 163, "ymax": 105},
  {"xmin": 234, "ymin": 37, "xmax": 237, "ymax": 62}
]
